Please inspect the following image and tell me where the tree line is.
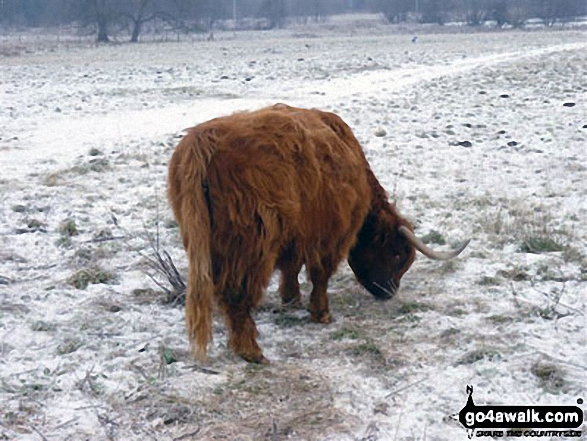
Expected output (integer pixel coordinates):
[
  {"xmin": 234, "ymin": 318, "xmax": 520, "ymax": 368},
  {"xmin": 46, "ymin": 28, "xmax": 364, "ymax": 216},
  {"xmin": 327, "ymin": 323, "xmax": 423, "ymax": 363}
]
[
  {"xmin": 1, "ymin": 0, "xmax": 585, "ymax": 42},
  {"xmin": 373, "ymin": 0, "xmax": 586, "ymax": 26}
]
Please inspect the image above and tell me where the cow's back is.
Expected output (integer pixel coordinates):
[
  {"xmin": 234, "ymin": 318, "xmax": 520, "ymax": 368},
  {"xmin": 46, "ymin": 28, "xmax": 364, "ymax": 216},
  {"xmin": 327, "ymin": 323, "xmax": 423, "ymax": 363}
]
[{"xmin": 189, "ymin": 104, "xmax": 371, "ymax": 284}]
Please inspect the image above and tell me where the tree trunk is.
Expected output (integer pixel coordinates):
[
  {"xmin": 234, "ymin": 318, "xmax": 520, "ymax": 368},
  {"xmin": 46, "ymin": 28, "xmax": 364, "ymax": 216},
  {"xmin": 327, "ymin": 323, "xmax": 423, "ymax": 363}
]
[
  {"xmin": 97, "ymin": 16, "xmax": 109, "ymax": 42},
  {"xmin": 131, "ymin": 20, "xmax": 141, "ymax": 42}
]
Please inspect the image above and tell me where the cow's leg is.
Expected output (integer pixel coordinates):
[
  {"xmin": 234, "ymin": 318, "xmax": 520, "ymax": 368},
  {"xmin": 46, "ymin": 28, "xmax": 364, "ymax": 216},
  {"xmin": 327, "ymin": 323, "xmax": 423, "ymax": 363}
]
[
  {"xmin": 279, "ymin": 260, "xmax": 303, "ymax": 307},
  {"xmin": 222, "ymin": 299, "xmax": 268, "ymax": 364},
  {"xmin": 218, "ymin": 270, "xmax": 269, "ymax": 364},
  {"xmin": 308, "ymin": 259, "xmax": 335, "ymax": 324}
]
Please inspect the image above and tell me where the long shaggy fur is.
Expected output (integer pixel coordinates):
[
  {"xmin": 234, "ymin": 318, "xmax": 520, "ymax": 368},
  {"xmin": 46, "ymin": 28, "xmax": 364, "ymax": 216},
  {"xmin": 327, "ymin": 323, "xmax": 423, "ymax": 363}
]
[
  {"xmin": 168, "ymin": 129, "xmax": 215, "ymax": 359},
  {"xmin": 168, "ymin": 103, "xmax": 411, "ymax": 362}
]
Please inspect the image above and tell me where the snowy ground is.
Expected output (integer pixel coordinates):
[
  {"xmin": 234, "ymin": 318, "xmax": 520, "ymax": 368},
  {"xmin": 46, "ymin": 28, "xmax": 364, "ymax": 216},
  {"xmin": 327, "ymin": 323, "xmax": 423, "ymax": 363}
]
[{"xmin": 1, "ymin": 27, "xmax": 586, "ymax": 441}]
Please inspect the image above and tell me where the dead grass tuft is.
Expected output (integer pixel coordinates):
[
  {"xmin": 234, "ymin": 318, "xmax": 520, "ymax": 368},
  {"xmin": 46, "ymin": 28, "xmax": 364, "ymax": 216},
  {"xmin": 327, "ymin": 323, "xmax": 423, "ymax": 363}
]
[
  {"xmin": 477, "ymin": 201, "xmax": 575, "ymax": 256},
  {"xmin": 67, "ymin": 266, "xmax": 115, "ymax": 290},
  {"xmin": 531, "ymin": 361, "xmax": 566, "ymax": 393},
  {"xmin": 455, "ymin": 347, "xmax": 501, "ymax": 365},
  {"xmin": 420, "ymin": 230, "xmax": 446, "ymax": 245},
  {"xmin": 141, "ymin": 231, "xmax": 186, "ymax": 305}
]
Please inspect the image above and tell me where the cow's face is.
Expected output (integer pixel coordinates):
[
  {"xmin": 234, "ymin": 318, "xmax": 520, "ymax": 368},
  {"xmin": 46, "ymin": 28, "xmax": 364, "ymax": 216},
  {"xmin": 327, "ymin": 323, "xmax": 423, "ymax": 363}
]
[{"xmin": 348, "ymin": 218, "xmax": 416, "ymax": 300}]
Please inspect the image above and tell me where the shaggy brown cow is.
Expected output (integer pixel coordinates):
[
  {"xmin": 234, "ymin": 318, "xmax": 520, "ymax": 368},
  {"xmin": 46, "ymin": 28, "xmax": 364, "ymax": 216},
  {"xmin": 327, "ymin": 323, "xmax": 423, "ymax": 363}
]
[{"xmin": 168, "ymin": 103, "xmax": 469, "ymax": 364}]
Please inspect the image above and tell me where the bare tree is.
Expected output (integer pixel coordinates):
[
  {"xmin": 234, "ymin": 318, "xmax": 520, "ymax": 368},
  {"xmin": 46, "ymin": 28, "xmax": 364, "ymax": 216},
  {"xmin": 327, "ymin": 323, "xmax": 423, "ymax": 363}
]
[
  {"xmin": 421, "ymin": 0, "xmax": 450, "ymax": 24},
  {"xmin": 464, "ymin": 0, "xmax": 489, "ymax": 25},
  {"xmin": 259, "ymin": 0, "xmax": 287, "ymax": 28},
  {"xmin": 375, "ymin": 0, "xmax": 413, "ymax": 22},
  {"xmin": 69, "ymin": 0, "xmax": 121, "ymax": 42},
  {"xmin": 161, "ymin": 0, "xmax": 226, "ymax": 31},
  {"xmin": 537, "ymin": 0, "xmax": 557, "ymax": 26},
  {"xmin": 3, "ymin": 0, "xmax": 585, "ymax": 33},
  {"xmin": 491, "ymin": 0, "xmax": 507, "ymax": 27},
  {"xmin": 122, "ymin": 0, "xmax": 157, "ymax": 42},
  {"xmin": 94, "ymin": 0, "xmax": 118, "ymax": 42},
  {"xmin": 543, "ymin": 0, "xmax": 582, "ymax": 25},
  {"xmin": 499, "ymin": 0, "xmax": 527, "ymax": 27}
]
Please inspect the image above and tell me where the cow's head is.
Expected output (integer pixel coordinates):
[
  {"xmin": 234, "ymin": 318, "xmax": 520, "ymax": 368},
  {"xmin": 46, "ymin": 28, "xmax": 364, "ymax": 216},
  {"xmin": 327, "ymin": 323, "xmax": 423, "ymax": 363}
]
[{"xmin": 348, "ymin": 212, "xmax": 469, "ymax": 300}]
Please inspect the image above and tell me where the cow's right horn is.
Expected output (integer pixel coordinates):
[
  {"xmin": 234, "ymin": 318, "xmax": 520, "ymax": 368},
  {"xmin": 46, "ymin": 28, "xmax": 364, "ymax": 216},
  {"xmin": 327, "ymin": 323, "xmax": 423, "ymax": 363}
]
[{"xmin": 398, "ymin": 226, "xmax": 470, "ymax": 261}]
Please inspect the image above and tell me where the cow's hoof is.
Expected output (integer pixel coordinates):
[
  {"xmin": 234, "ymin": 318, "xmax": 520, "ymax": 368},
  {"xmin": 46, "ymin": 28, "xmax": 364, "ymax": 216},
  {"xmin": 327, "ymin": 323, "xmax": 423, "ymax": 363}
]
[
  {"xmin": 241, "ymin": 353, "xmax": 270, "ymax": 365},
  {"xmin": 310, "ymin": 311, "xmax": 332, "ymax": 324}
]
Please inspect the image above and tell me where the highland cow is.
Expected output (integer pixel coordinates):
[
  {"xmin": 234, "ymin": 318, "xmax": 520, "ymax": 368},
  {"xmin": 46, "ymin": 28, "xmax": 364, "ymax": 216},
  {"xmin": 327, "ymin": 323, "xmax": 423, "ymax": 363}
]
[{"xmin": 168, "ymin": 104, "xmax": 468, "ymax": 364}]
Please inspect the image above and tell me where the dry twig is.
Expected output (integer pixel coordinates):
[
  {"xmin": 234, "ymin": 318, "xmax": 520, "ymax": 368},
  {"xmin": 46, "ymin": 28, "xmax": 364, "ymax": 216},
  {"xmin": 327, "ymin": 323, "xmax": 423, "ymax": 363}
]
[
  {"xmin": 142, "ymin": 230, "xmax": 186, "ymax": 304},
  {"xmin": 29, "ymin": 425, "xmax": 49, "ymax": 441},
  {"xmin": 385, "ymin": 376, "xmax": 429, "ymax": 399},
  {"xmin": 272, "ymin": 418, "xmax": 279, "ymax": 441},
  {"xmin": 173, "ymin": 427, "xmax": 201, "ymax": 441}
]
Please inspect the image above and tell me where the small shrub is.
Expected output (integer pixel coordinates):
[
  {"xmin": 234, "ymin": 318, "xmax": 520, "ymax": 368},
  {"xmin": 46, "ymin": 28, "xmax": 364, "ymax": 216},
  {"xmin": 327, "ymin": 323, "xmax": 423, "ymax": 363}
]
[
  {"xmin": 330, "ymin": 327, "xmax": 361, "ymax": 341},
  {"xmin": 498, "ymin": 267, "xmax": 530, "ymax": 281},
  {"xmin": 161, "ymin": 348, "xmax": 178, "ymax": 365},
  {"xmin": 26, "ymin": 218, "xmax": 45, "ymax": 231},
  {"xmin": 31, "ymin": 320, "xmax": 57, "ymax": 332},
  {"xmin": 398, "ymin": 301, "xmax": 431, "ymax": 314},
  {"xmin": 348, "ymin": 341, "xmax": 383, "ymax": 358},
  {"xmin": 446, "ymin": 306, "xmax": 466, "ymax": 317},
  {"xmin": 421, "ymin": 230, "xmax": 446, "ymax": 245},
  {"xmin": 520, "ymin": 236, "xmax": 564, "ymax": 254},
  {"xmin": 455, "ymin": 348, "xmax": 501, "ymax": 365},
  {"xmin": 68, "ymin": 266, "xmax": 114, "ymax": 290},
  {"xmin": 562, "ymin": 246, "xmax": 583, "ymax": 263},
  {"xmin": 59, "ymin": 219, "xmax": 78, "ymax": 237},
  {"xmin": 478, "ymin": 276, "xmax": 499, "ymax": 286},
  {"xmin": 57, "ymin": 338, "xmax": 83, "ymax": 355},
  {"xmin": 531, "ymin": 362, "xmax": 565, "ymax": 393},
  {"xmin": 487, "ymin": 314, "xmax": 514, "ymax": 324}
]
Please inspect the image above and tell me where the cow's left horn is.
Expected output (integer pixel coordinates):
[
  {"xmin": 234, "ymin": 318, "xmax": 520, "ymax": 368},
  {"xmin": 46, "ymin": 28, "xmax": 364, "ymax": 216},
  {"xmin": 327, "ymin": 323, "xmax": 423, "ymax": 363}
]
[{"xmin": 398, "ymin": 226, "xmax": 470, "ymax": 260}]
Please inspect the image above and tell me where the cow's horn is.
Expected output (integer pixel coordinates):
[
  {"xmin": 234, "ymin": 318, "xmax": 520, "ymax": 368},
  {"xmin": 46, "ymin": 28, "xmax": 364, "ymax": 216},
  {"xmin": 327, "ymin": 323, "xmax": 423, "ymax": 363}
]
[{"xmin": 398, "ymin": 226, "xmax": 470, "ymax": 260}]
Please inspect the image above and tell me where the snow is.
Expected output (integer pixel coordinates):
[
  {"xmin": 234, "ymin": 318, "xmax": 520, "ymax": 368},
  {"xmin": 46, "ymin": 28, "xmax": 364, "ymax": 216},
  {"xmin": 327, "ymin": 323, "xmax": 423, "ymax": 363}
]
[{"xmin": 1, "ymin": 27, "xmax": 586, "ymax": 440}]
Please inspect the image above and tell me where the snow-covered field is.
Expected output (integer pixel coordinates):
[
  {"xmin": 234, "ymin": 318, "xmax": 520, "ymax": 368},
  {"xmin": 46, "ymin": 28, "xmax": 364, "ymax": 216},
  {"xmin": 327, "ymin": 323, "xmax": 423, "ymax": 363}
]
[{"xmin": 1, "ymin": 27, "xmax": 586, "ymax": 440}]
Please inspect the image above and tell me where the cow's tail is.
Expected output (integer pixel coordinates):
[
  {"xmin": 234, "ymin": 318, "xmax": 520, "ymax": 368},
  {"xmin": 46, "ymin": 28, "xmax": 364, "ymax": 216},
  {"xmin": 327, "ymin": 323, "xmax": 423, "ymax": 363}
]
[{"xmin": 168, "ymin": 130, "xmax": 215, "ymax": 360}]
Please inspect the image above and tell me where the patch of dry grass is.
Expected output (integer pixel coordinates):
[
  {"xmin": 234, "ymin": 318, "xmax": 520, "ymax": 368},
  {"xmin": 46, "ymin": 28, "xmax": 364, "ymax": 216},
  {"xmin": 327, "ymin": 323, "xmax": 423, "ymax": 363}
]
[
  {"xmin": 477, "ymin": 199, "xmax": 574, "ymax": 255},
  {"xmin": 531, "ymin": 361, "xmax": 566, "ymax": 393},
  {"xmin": 67, "ymin": 266, "xmax": 115, "ymax": 290}
]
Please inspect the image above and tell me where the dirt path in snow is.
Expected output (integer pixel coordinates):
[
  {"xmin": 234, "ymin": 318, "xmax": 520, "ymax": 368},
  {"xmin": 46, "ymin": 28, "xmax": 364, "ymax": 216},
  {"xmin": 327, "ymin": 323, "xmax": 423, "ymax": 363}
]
[{"xmin": 2, "ymin": 39, "xmax": 586, "ymax": 180}]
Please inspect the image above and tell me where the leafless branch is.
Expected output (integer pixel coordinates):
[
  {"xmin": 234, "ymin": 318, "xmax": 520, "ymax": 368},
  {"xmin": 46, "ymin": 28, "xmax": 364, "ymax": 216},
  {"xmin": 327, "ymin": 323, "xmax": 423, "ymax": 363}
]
[
  {"xmin": 173, "ymin": 427, "xmax": 201, "ymax": 441},
  {"xmin": 29, "ymin": 425, "xmax": 49, "ymax": 441},
  {"xmin": 272, "ymin": 418, "xmax": 279, "ymax": 441},
  {"xmin": 385, "ymin": 376, "xmax": 429, "ymax": 399},
  {"xmin": 143, "ymin": 233, "xmax": 186, "ymax": 304}
]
